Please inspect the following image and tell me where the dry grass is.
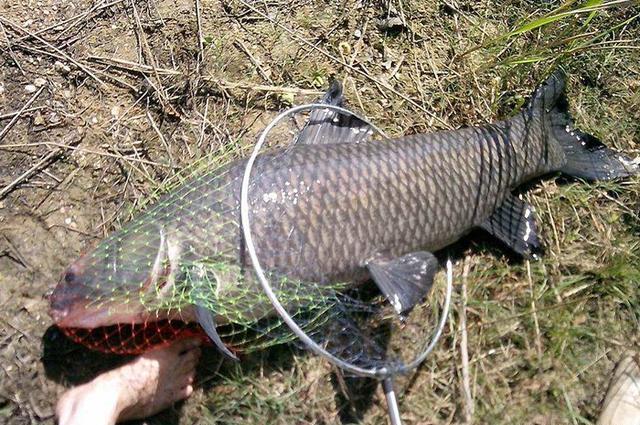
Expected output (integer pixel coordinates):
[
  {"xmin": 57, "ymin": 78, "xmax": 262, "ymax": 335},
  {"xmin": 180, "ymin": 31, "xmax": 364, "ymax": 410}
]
[{"xmin": 0, "ymin": 0, "xmax": 639, "ymax": 424}]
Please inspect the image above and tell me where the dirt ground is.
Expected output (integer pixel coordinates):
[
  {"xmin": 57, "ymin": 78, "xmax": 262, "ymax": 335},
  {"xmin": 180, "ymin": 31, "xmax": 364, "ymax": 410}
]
[{"xmin": 1, "ymin": 0, "xmax": 639, "ymax": 424}]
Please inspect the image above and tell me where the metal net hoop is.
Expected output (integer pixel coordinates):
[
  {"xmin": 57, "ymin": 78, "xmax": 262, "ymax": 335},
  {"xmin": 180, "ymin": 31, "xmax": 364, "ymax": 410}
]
[{"xmin": 240, "ymin": 103, "xmax": 453, "ymax": 379}]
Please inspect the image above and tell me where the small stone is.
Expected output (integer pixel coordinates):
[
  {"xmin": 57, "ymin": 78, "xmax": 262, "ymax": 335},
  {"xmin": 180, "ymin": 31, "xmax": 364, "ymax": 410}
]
[
  {"xmin": 89, "ymin": 115, "xmax": 98, "ymax": 125},
  {"xmin": 354, "ymin": 29, "xmax": 362, "ymax": 38},
  {"xmin": 377, "ymin": 16, "xmax": 405, "ymax": 32},
  {"xmin": 48, "ymin": 112, "xmax": 60, "ymax": 124},
  {"xmin": 62, "ymin": 89, "xmax": 73, "ymax": 98},
  {"xmin": 24, "ymin": 84, "xmax": 37, "ymax": 93},
  {"xmin": 34, "ymin": 77, "xmax": 47, "ymax": 87},
  {"xmin": 54, "ymin": 61, "xmax": 71, "ymax": 74},
  {"xmin": 64, "ymin": 217, "xmax": 73, "ymax": 225},
  {"xmin": 0, "ymin": 83, "xmax": 4, "ymax": 95},
  {"xmin": 110, "ymin": 105, "xmax": 121, "ymax": 118},
  {"xmin": 33, "ymin": 112, "xmax": 45, "ymax": 126}
]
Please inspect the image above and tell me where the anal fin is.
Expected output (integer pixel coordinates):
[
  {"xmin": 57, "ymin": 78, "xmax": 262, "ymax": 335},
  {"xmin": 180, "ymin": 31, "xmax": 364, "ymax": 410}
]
[
  {"xmin": 366, "ymin": 251, "xmax": 438, "ymax": 316},
  {"xmin": 480, "ymin": 194, "xmax": 541, "ymax": 259}
]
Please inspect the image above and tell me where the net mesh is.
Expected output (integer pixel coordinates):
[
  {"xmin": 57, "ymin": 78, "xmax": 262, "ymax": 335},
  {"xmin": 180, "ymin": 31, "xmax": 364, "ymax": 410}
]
[{"xmin": 54, "ymin": 106, "xmax": 443, "ymax": 367}]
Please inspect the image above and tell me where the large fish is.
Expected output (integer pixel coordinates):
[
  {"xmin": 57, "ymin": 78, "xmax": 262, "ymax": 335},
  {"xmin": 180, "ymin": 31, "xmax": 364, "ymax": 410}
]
[{"xmin": 49, "ymin": 71, "xmax": 638, "ymax": 357}]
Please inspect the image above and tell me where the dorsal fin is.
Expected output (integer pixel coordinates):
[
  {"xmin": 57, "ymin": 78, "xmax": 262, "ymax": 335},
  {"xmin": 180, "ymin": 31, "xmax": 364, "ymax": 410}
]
[{"xmin": 295, "ymin": 80, "xmax": 376, "ymax": 145}]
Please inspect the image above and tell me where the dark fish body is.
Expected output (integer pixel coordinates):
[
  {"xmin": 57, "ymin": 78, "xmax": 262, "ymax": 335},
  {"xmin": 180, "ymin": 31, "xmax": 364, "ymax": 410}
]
[
  {"xmin": 244, "ymin": 112, "xmax": 560, "ymax": 283},
  {"xmin": 50, "ymin": 71, "xmax": 637, "ymax": 339}
]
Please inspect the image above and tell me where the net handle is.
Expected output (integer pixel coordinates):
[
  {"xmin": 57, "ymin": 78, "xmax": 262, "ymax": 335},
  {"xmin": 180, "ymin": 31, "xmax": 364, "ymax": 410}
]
[{"xmin": 240, "ymin": 103, "xmax": 453, "ymax": 378}]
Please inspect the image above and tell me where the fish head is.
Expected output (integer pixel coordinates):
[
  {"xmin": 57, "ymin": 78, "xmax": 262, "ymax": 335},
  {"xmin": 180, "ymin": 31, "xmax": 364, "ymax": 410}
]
[{"xmin": 49, "ymin": 223, "xmax": 191, "ymax": 328}]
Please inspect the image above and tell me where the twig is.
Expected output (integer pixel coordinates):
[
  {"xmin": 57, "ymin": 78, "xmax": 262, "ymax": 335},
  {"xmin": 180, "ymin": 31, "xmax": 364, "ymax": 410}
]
[
  {"xmin": 201, "ymin": 77, "xmax": 323, "ymax": 95},
  {"xmin": 0, "ymin": 107, "xmax": 44, "ymax": 121},
  {"xmin": 89, "ymin": 55, "xmax": 322, "ymax": 96},
  {"xmin": 460, "ymin": 259, "xmax": 474, "ymax": 423},
  {"xmin": 146, "ymin": 108, "xmax": 174, "ymax": 167},
  {"xmin": 526, "ymin": 260, "xmax": 544, "ymax": 364},
  {"xmin": 129, "ymin": 0, "xmax": 178, "ymax": 116},
  {"xmin": 234, "ymin": 39, "xmax": 273, "ymax": 83},
  {"xmin": 0, "ymin": 148, "xmax": 60, "ymax": 199},
  {"xmin": 194, "ymin": 0, "xmax": 204, "ymax": 67},
  {"xmin": 11, "ymin": 0, "xmax": 125, "ymax": 44},
  {"xmin": 0, "ymin": 86, "xmax": 45, "ymax": 143},
  {"xmin": 0, "ymin": 16, "xmax": 106, "ymax": 88},
  {"xmin": 0, "ymin": 21, "xmax": 24, "ymax": 73},
  {"xmin": 0, "ymin": 141, "xmax": 171, "ymax": 167},
  {"xmin": 87, "ymin": 55, "xmax": 182, "ymax": 75},
  {"xmin": 198, "ymin": 97, "xmax": 210, "ymax": 147}
]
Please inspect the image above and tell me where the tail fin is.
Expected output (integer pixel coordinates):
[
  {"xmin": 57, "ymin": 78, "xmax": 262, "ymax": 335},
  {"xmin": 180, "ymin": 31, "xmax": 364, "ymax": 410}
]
[{"xmin": 532, "ymin": 70, "xmax": 639, "ymax": 181}]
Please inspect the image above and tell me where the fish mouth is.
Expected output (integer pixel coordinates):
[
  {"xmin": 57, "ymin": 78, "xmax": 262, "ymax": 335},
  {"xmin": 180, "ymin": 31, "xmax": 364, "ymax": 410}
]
[
  {"xmin": 49, "ymin": 299, "xmax": 147, "ymax": 328},
  {"xmin": 50, "ymin": 299, "xmax": 204, "ymax": 354}
]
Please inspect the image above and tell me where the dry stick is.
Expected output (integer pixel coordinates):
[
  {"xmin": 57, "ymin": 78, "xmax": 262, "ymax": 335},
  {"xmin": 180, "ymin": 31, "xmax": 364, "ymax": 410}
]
[
  {"xmin": 194, "ymin": 0, "xmax": 204, "ymax": 67},
  {"xmin": 0, "ymin": 141, "xmax": 170, "ymax": 167},
  {"xmin": 0, "ymin": 148, "xmax": 60, "ymax": 199},
  {"xmin": 198, "ymin": 97, "xmax": 210, "ymax": 147},
  {"xmin": 129, "ymin": 0, "xmax": 178, "ymax": 116},
  {"xmin": 526, "ymin": 260, "xmax": 544, "ymax": 364},
  {"xmin": 460, "ymin": 260, "xmax": 474, "ymax": 423},
  {"xmin": 146, "ymin": 108, "xmax": 175, "ymax": 167},
  {"xmin": 234, "ymin": 39, "xmax": 273, "ymax": 83},
  {"xmin": 0, "ymin": 16, "xmax": 106, "ymax": 88},
  {"xmin": 55, "ymin": 0, "xmax": 125, "ymax": 41},
  {"xmin": 201, "ymin": 77, "xmax": 323, "ymax": 96},
  {"xmin": 236, "ymin": 0, "xmax": 452, "ymax": 129},
  {"xmin": 0, "ymin": 21, "xmax": 24, "ymax": 74},
  {"xmin": 88, "ymin": 55, "xmax": 182, "ymax": 75},
  {"xmin": 89, "ymin": 55, "xmax": 320, "ymax": 96},
  {"xmin": 89, "ymin": 55, "xmax": 323, "ymax": 95},
  {"xmin": 0, "ymin": 86, "xmax": 45, "ymax": 143},
  {"xmin": 10, "ymin": 0, "xmax": 124, "ymax": 44},
  {"xmin": 0, "ymin": 107, "xmax": 45, "ymax": 121}
]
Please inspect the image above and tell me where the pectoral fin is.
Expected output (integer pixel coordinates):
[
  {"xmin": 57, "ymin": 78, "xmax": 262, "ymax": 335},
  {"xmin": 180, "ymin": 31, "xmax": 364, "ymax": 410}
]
[
  {"xmin": 195, "ymin": 304, "xmax": 238, "ymax": 361},
  {"xmin": 295, "ymin": 81, "xmax": 376, "ymax": 145},
  {"xmin": 366, "ymin": 251, "xmax": 438, "ymax": 315},
  {"xmin": 480, "ymin": 194, "xmax": 541, "ymax": 259}
]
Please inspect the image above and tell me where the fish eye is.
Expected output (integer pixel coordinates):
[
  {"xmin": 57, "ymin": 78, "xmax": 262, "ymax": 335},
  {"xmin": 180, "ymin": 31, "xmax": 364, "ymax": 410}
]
[{"xmin": 64, "ymin": 270, "xmax": 76, "ymax": 284}]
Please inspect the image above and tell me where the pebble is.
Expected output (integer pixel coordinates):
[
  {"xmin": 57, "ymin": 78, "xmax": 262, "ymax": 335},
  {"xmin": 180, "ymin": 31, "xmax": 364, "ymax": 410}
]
[
  {"xmin": 0, "ymin": 83, "xmax": 4, "ymax": 95},
  {"xmin": 34, "ymin": 77, "xmax": 47, "ymax": 87},
  {"xmin": 33, "ymin": 112, "xmax": 45, "ymax": 126},
  {"xmin": 354, "ymin": 29, "xmax": 362, "ymax": 38},
  {"xmin": 24, "ymin": 84, "xmax": 37, "ymax": 93},
  {"xmin": 54, "ymin": 61, "xmax": 71, "ymax": 74}
]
